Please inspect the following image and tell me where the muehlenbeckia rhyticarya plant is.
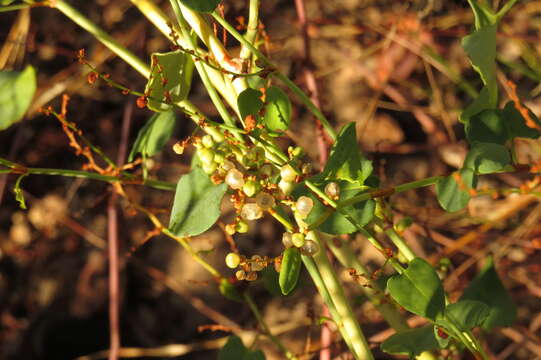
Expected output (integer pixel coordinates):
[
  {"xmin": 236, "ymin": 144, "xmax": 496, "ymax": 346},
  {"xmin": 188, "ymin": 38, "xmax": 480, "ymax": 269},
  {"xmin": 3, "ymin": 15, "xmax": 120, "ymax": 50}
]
[{"xmin": 0, "ymin": 0, "xmax": 535, "ymax": 359}]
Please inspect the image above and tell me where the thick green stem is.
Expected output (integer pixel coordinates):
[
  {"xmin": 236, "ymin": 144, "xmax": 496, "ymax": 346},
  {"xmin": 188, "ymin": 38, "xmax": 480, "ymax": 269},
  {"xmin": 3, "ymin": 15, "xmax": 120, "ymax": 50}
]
[
  {"xmin": 211, "ymin": 12, "xmax": 338, "ymax": 141},
  {"xmin": 55, "ymin": 0, "xmax": 150, "ymax": 78},
  {"xmin": 239, "ymin": 0, "xmax": 260, "ymax": 60},
  {"xmin": 310, "ymin": 231, "xmax": 374, "ymax": 360}
]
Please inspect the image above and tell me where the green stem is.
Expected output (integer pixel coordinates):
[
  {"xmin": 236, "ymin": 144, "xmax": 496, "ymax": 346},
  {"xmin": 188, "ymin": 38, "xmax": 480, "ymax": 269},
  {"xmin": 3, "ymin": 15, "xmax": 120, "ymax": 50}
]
[
  {"xmin": 326, "ymin": 237, "xmax": 410, "ymax": 332},
  {"xmin": 310, "ymin": 231, "xmax": 374, "ymax": 360},
  {"xmin": 373, "ymin": 218, "xmax": 416, "ymax": 262},
  {"xmin": 55, "ymin": 0, "xmax": 150, "ymax": 78},
  {"xmin": 0, "ymin": 3, "xmax": 31, "ymax": 12},
  {"xmin": 239, "ymin": 0, "xmax": 260, "ymax": 60},
  {"xmin": 211, "ymin": 12, "xmax": 337, "ymax": 141},
  {"xmin": 244, "ymin": 293, "xmax": 297, "ymax": 359},
  {"xmin": 496, "ymin": 0, "xmax": 518, "ymax": 20}
]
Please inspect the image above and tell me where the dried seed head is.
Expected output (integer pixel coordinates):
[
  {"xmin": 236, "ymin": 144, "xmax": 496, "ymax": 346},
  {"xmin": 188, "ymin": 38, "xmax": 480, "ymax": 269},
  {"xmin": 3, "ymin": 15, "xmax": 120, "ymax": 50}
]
[
  {"xmin": 245, "ymin": 271, "xmax": 258, "ymax": 281},
  {"xmin": 235, "ymin": 269, "xmax": 246, "ymax": 280},
  {"xmin": 225, "ymin": 168, "xmax": 245, "ymax": 190},
  {"xmin": 292, "ymin": 233, "xmax": 306, "ymax": 247},
  {"xmin": 241, "ymin": 203, "xmax": 263, "ymax": 220},
  {"xmin": 300, "ymin": 240, "xmax": 319, "ymax": 256},
  {"xmin": 280, "ymin": 164, "xmax": 297, "ymax": 182},
  {"xmin": 324, "ymin": 182, "xmax": 340, "ymax": 199},
  {"xmin": 296, "ymin": 196, "xmax": 314, "ymax": 218},
  {"xmin": 225, "ymin": 252, "xmax": 241, "ymax": 268},
  {"xmin": 255, "ymin": 192, "xmax": 275, "ymax": 210},
  {"xmin": 282, "ymin": 232, "xmax": 293, "ymax": 248}
]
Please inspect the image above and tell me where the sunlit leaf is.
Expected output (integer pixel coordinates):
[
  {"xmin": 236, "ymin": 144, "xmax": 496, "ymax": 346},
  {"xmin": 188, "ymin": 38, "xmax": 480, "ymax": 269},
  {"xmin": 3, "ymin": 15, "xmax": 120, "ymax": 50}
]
[
  {"xmin": 436, "ymin": 168, "xmax": 476, "ymax": 212},
  {"xmin": 463, "ymin": 142, "xmax": 511, "ymax": 174},
  {"xmin": 279, "ymin": 247, "xmax": 301, "ymax": 295},
  {"xmin": 0, "ymin": 65, "xmax": 36, "ymax": 130},
  {"xmin": 444, "ymin": 300, "xmax": 490, "ymax": 330},
  {"xmin": 263, "ymin": 86, "xmax": 291, "ymax": 135},
  {"xmin": 381, "ymin": 325, "xmax": 440, "ymax": 357},
  {"xmin": 128, "ymin": 110, "xmax": 176, "ymax": 161},
  {"xmin": 237, "ymin": 88, "xmax": 263, "ymax": 121}
]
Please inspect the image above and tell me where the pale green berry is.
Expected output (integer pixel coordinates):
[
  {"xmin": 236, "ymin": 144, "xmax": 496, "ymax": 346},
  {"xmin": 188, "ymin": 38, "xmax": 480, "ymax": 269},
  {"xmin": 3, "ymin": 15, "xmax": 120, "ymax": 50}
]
[
  {"xmin": 241, "ymin": 203, "xmax": 263, "ymax": 220},
  {"xmin": 198, "ymin": 148, "xmax": 215, "ymax": 165},
  {"xmin": 278, "ymin": 179, "xmax": 294, "ymax": 196},
  {"xmin": 202, "ymin": 161, "xmax": 217, "ymax": 174},
  {"xmin": 292, "ymin": 233, "xmax": 305, "ymax": 247},
  {"xmin": 243, "ymin": 180, "xmax": 258, "ymax": 197},
  {"xmin": 221, "ymin": 160, "xmax": 236, "ymax": 172},
  {"xmin": 236, "ymin": 220, "xmax": 249, "ymax": 233},
  {"xmin": 282, "ymin": 232, "xmax": 293, "ymax": 248},
  {"xmin": 225, "ymin": 252, "xmax": 241, "ymax": 268},
  {"xmin": 255, "ymin": 191, "xmax": 275, "ymax": 210},
  {"xmin": 296, "ymin": 196, "xmax": 314, "ymax": 218},
  {"xmin": 280, "ymin": 164, "xmax": 297, "ymax": 182},
  {"xmin": 201, "ymin": 135, "xmax": 215, "ymax": 148},
  {"xmin": 324, "ymin": 182, "xmax": 340, "ymax": 199},
  {"xmin": 235, "ymin": 269, "xmax": 246, "ymax": 280},
  {"xmin": 225, "ymin": 168, "xmax": 245, "ymax": 189},
  {"xmin": 300, "ymin": 240, "xmax": 319, "ymax": 256},
  {"xmin": 213, "ymin": 152, "xmax": 225, "ymax": 164}
]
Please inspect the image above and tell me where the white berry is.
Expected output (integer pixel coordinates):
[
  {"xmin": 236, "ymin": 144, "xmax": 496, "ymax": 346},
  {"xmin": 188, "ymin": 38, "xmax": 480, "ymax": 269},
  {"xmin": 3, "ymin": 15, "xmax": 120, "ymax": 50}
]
[
  {"xmin": 296, "ymin": 196, "xmax": 314, "ymax": 218},
  {"xmin": 225, "ymin": 168, "xmax": 245, "ymax": 189},
  {"xmin": 241, "ymin": 203, "xmax": 263, "ymax": 220}
]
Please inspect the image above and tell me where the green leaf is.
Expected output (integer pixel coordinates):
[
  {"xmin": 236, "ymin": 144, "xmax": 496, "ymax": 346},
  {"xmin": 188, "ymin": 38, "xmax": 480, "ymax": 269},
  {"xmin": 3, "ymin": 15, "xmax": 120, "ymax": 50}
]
[
  {"xmin": 263, "ymin": 86, "xmax": 291, "ymax": 134},
  {"xmin": 381, "ymin": 325, "xmax": 440, "ymax": 357},
  {"xmin": 462, "ymin": 24, "xmax": 497, "ymax": 106},
  {"xmin": 237, "ymin": 88, "xmax": 263, "ymax": 121},
  {"xmin": 292, "ymin": 179, "xmax": 375, "ymax": 235},
  {"xmin": 169, "ymin": 168, "xmax": 228, "ymax": 237},
  {"xmin": 13, "ymin": 174, "xmax": 28, "ymax": 209},
  {"xmin": 178, "ymin": 0, "xmax": 220, "ymax": 13},
  {"xmin": 460, "ymin": 257, "xmax": 516, "ymax": 330},
  {"xmin": 323, "ymin": 123, "xmax": 373, "ymax": 184},
  {"xmin": 0, "ymin": 65, "xmax": 36, "ymax": 130},
  {"xmin": 463, "ymin": 142, "xmax": 511, "ymax": 174},
  {"xmin": 279, "ymin": 247, "xmax": 301, "ymax": 295},
  {"xmin": 502, "ymin": 101, "xmax": 541, "ymax": 139},
  {"xmin": 145, "ymin": 50, "xmax": 194, "ymax": 112},
  {"xmin": 1, "ymin": 0, "xmax": 17, "ymax": 5},
  {"xmin": 128, "ymin": 110, "xmax": 176, "ymax": 161},
  {"xmin": 219, "ymin": 278, "xmax": 243, "ymax": 302},
  {"xmin": 460, "ymin": 86, "xmax": 491, "ymax": 123},
  {"xmin": 444, "ymin": 300, "xmax": 490, "ymax": 331},
  {"xmin": 466, "ymin": 109, "xmax": 508, "ymax": 145},
  {"xmin": 436, "ymin": 168, "xmax": 476, "ymax": 212},
  {"xmin": 466, "ymin": 0, "xmax": 497, "ymax": 30},
  {"xmin": 262, "ymin": 266, "xmax": 282, "ymax": 296},
  {"xmin": 433, "ymin": 325, "xmax": 451, "ymax": 349},
  {"xmin": 387, "ymin": 258, "xmax": 445, "ymax": 320},
  {"xmin": 218, "ymin": 336, "xmax": 266, "ymax": 360}
]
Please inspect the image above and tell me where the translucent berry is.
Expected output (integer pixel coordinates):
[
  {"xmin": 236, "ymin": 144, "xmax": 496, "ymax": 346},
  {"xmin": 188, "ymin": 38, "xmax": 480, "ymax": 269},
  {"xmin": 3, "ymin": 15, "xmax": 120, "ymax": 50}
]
[
  {"xmin": 296, "ymin": 196, "xmax": 314, "ymax": 218},
  {"xmin": 324, "ymin": 182, "xmax": 340, "ymax": 199},
  {"xmin": 202, "ymin": 161, "xmax": 217, "ymax": 174},
  {"xmin": 201, "ymin": 135, "xmax": 215, "ymax": 148},
  {"xmin": 243, "ymin": 180, "xmax": 258, "ymax": 197},
  {"xmin": 241, "ymin": 203, "xmax": 263, "ymax": 220},
  {"xmin": 250, "ymin": 255, "xmax": 265, "ymax": 271},
  {"xmin": 225, "ymin": 252, "xmax": 241, "ymax": 268},
  {"xmin": 245, "ymin": 271, "xmax": 258, "ymax": 281},
  {"xmin": 198, "ymin": 148, "xmax": 215, "ymax": 165},
  {"xmin": 255, "ymin": 192, "xmax": 275, "ymax": 210},
  {"xmin": 235, "ymin": 269, "xmax": 246, "ymax": 280},
  {"xmin": 282, "ymin": 232, "xmax": 293, "ymax": 248},
  {"xmin": 279, "ymin": 179, "xmax": 294, "ymax": 196},
  {"xmin": 236, "ymin": 220, "xmax": 249, "ymax": 233},
  {"xmin": 225, "ymin": 168, "xmax": 245, "ymax": 190},
  {"xmin": 292, "ymin": 233, "xmax": 306, "ymax": 247},
  {"xmin": 280, "ymin": 164, "xmax": 297, "ymax": 182},
  {"xmin": 221, "ymin": 160, "xmax": 236, "ymax": 172},
  {"xmin": 300, "ymin": 240, "xmax": 319, "ymax": 256}
]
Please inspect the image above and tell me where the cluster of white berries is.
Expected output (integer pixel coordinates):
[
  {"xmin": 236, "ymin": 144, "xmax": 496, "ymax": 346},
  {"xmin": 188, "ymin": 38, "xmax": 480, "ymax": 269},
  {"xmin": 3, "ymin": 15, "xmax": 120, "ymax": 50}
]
[
  {"xmin": 225, "ymin": 252, "xmax": 271, "ymax": 281},
  {"xmin": 282, "ymin": 231, "xmax": 319, "ymax": 256}
]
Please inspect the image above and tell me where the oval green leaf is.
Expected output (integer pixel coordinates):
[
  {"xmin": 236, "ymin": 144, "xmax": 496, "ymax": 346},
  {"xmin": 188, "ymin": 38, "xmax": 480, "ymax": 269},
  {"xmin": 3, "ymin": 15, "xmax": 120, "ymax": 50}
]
[
  {"xmin": 436, "ymin": 168, "xmax": 476, "ymax": 212},
  {"xmin": 381, "ymin": 325, "xmax": 440, "ymax": 357},
  {"xmin": 463, "ymin": 142, "xmax": 511, "ymax": 174},
  {"xmin": 128, "ymin": 110, "xmax": 176, "ymax": 161},
  {"xmin": 279, "ymin": 247, "xmax": 301, "ymax": 295},
  {"xmin": 168, "ymin": 168, "xmax": 228, "ymax": 237},
  {"xmin": 444, "ymin": 300, "xmax": 489, "ymax": 331},
  {"xmin": 237, "ymin": 88, "xmax": 263, "ymax": 121},
  {"xmin": 263, "ymin": 86, "xmax": 291, "ymax": 134},
  {"xmin": 387, "ymin": 258, "xmax": 445, "ymax": 321},
  {"xmin": 0, "ymin": 65, "xmax": 36, "ymax": 131}
]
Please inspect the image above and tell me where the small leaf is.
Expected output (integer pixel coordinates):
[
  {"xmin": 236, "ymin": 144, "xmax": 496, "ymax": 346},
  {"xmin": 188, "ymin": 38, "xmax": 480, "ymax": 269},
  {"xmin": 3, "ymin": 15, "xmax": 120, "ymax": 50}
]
[
  {"xmin": 145, "ymin": 50, "xmax": 194, "ymax": 112},
  {"xmin": 128, "ymin": 110, "xmax": 176, "ymax": 161},
  {"xmin": 463, "ymin": 142, "xmax": 511, "ymax": 174},
  {"xmin": 387, "ymin": 258, "xmax": 445, "ymax": 320},
  {"xmin": 323, "ymin": 123, "xmax": 373, "ymax": 184},
  {"xmin": 178, "ymin": 0, "xmax": 220, "ymax": 13},
  {"xmin": 279, "ymin": 247, "xmax": 301, "ymax": 295},
  {"xmin": 169, "ymin": 168, "xmax": 228, "ymax": 237},
  {"xmin": 502, "ymin": 101, "xmax": 541, "ymax": 140},
  {"xmin": 219, "ymin": 279, "xmax": 243, "ymax": 302},
  {"xmin": 460, "ymin": 86, "xmax": 491, "ymax": 123},
  {"xmin": 381, "ymin": 325, "xmax": 440, "ymax": 357},
  {"xmin": 436, "ymin": 168, "xmax": 476, "ymax": 212},
  {"xmin": 13, "ymin": 174, "xmax": 28, "ymax": 209},
  {"xmin": 262, "ymin": 267, "xmax": 282, "ymax": 296},
  {"xmin": 292, "ymin": 179, "xmax": 375, "ymax": 235},
  {"xmin": 444, "ymin": 300, "xmax": 490, "ymax": 331},
  {"xmin": 433, "ymin": 324, "xmax": 451, "ymax": 349},
  {"xmin": 462, "ymin": 24, "xmax": 498, "ymax": 106},
  {"xmin": 263, "ymin": 86, "xmax": 291, "ymax": 134},
  {"xmin": 219, "ymin": 336, "xmax": 246, "ymax": 360},
  {"xmin": 466, "ymin": 109, "xmax": 508, "ymax": 145},
  {"xmin": 237, "ymin": 88, "xmax": 263, "ymax": 121},
  {"xmin": 0, "ymin": 65, "xmax": 37, "ymax": 130},
  {"xmin": 460, "ymin": 257, "xmax": 516, "ymax": 330}
]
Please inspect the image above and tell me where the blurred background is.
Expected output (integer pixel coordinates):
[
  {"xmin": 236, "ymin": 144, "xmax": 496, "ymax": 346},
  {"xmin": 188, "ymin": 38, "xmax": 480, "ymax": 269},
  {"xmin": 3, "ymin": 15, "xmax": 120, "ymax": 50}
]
[{"xmin": 1, "ymin": 0, "xmax": 541, "ymax": 359}]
